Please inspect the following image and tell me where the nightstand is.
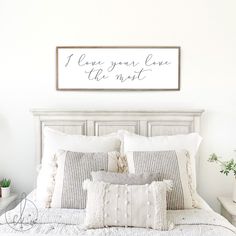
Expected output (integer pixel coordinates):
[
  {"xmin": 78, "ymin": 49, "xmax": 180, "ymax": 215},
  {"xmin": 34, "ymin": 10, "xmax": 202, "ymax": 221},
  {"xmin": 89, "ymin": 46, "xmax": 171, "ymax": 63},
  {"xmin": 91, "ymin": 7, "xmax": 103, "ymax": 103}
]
[
  {"xmin": 0, "ymin": 194, "xmax": 18, "ymax": 216},
  {"xmin": 218, "ymin": 196, "xmax": 236, "ymax": 227}
]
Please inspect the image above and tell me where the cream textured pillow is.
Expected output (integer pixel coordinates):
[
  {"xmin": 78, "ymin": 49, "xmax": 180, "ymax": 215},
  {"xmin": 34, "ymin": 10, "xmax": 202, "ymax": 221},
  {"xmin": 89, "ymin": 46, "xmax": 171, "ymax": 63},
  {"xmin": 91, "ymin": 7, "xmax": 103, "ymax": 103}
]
[
  {"xmin": 36, "ymin": 127, "xmax": 121, "ymax": 207},
  {"xmin": 51, "ymin": 150, "xmax": 119, "ymax": 209},
  {"xmin": 83, "ymin": 180, "xmax": 174, "ymax": 230},
  {"xmin": 126, "ymin": 150, "xmax": 198, "ymax": 210}
]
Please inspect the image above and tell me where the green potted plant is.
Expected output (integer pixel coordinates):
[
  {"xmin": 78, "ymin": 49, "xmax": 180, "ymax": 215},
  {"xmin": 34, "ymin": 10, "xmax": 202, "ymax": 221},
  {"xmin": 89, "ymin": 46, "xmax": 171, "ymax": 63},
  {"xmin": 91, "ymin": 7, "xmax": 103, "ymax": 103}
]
[
  {"xmin": 208, "ymin": 153, "xmax": 236, "ymax": 202},
  {"xmin": 0, "ymin": 178, "xmax": 11, "ymax": 198}
]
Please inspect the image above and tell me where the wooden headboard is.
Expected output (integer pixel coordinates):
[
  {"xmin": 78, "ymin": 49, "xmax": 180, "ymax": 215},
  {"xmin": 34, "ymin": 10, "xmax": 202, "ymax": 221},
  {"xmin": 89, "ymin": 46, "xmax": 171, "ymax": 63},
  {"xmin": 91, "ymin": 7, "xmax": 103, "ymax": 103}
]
[{"xmin": 31, "ymin": 109, "xmax": 204, "ymax": 166}]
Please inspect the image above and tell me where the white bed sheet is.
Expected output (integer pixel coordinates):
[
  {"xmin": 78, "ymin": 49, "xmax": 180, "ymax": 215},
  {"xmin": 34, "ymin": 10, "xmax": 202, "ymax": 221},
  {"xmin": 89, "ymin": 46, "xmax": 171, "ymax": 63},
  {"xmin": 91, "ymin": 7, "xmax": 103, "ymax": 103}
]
[{"xmin": 0, "ymin": 191, "xmax": 235, "ymax": 236}]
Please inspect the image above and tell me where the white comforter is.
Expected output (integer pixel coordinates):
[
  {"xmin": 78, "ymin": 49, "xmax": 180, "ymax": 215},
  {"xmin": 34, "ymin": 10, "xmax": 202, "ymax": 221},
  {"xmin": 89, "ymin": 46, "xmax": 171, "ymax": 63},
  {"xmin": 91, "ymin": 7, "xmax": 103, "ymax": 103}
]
[{"xmin": 0, "ymin": 194, "xmax": 235, "ymax": 236}]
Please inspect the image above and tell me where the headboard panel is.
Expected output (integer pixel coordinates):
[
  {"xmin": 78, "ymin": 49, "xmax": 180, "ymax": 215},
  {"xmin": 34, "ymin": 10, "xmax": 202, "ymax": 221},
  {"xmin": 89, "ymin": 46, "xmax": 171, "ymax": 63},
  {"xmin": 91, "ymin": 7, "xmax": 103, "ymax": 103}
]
[{"xmin": 31, "ymin": 109, "xmax": 204, "ymax": 166}]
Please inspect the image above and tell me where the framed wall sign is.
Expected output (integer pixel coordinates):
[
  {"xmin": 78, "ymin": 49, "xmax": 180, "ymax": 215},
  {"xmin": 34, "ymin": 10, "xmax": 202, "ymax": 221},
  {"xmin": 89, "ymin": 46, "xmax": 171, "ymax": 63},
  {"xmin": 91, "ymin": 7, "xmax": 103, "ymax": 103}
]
[{"xmin": 56, "ymin": 46, "xmax": 180, "ymax": 91}]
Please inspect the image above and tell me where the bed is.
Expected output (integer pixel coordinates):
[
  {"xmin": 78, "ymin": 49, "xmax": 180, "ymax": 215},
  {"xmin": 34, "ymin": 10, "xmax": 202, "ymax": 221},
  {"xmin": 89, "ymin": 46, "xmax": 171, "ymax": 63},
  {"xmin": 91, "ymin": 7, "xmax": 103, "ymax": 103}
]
[{"xmin": 0, "ymin": 109, "xmax": 235, "ymax": 235}]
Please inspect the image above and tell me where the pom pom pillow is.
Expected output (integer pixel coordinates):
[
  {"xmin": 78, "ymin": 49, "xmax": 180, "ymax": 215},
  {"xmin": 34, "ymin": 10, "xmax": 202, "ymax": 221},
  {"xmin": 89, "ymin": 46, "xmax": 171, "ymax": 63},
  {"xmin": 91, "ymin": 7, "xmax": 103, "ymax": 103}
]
[{"xmin": 83, "ymin": 180, "xmax": 173, "ymax": 230}]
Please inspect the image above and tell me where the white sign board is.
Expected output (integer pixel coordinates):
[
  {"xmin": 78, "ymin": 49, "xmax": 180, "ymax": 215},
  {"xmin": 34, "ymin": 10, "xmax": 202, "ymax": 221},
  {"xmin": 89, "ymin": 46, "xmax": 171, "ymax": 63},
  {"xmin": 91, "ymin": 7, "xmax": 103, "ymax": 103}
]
[{"xmin": 56, "ymin": 47, "xmax": 180, "ymax": 90}]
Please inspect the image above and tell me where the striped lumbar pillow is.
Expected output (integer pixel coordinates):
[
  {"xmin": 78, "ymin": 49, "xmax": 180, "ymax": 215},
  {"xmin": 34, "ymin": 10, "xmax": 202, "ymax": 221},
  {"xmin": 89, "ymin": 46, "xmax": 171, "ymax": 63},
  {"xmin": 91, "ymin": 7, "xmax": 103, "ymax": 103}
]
[
  {"xmin": 50, "ymin": 150, "xmax": 119, "ymax": 209},
  {"xmin": 126, "ymin": 150, "xmax": 198, "ymax": 210}
]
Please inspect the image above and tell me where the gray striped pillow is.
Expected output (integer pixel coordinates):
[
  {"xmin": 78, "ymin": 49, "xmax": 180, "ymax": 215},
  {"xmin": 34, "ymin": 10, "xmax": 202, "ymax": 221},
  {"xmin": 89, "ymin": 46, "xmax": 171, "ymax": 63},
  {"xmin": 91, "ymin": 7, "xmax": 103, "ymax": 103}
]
[
  {"xmin": 50, "ymin": 150, "xmax": 119, "ymax": 209},
  {"xmin": 126, "ymin": 150, "xmax": 197, "ymax": 210},
  {"xmin": 91, "ymin": 171, "xmax": 159, "ymax": 185}
]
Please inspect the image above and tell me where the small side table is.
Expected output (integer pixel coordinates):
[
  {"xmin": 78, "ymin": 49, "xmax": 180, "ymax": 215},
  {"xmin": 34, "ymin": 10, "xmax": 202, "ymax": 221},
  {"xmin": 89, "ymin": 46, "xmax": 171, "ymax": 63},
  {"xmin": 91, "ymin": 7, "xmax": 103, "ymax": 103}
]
[
  {"xmin": 218, "ymin": 196, "xmax": 236, "ymax": 227},
  {"xmin": 0, "ymin": 193, "xmax": 18, "ymax": 216}
]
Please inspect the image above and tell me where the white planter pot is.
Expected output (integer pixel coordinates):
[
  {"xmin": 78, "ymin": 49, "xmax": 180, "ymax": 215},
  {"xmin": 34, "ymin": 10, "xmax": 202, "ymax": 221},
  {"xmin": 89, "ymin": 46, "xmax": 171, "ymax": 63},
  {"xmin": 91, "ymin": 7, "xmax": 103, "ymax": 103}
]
[
  {"xmin": 233, "ymin": 179, "xmax": 236, "ymax": 203},
  {"xmin": 1, "ymin": 187, "xmax": 10, "ymax": 198}
]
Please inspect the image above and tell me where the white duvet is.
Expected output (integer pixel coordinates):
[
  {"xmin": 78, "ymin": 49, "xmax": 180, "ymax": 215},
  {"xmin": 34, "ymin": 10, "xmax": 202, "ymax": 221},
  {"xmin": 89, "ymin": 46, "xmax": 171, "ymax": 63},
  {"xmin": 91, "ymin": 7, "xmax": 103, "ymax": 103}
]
[{"xmin": 0, "ymin": 193, "xmax": 235, "ymax": 236}]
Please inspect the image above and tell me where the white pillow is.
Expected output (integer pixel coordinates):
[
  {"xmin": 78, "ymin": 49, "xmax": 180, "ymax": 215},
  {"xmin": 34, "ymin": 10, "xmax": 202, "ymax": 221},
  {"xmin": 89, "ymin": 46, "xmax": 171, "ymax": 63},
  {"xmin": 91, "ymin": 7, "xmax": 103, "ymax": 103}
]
[
  {"xmin": 83, "ymin": 179, "xmax": 174, "ymax": 230},
  {"xmin": 36, "ymin": 127, "xmax": 121, "ymax": 207},
  {"xmin": 123, "ymin": 132, "xmax": 201, "ymax": 157},
  {"xmin": 42, "ymin": 127, "xmax": 121, "ymax": 165},
  {"xmin": 123, "ymin": 132, "xmax": 202, "ymax": 188}
]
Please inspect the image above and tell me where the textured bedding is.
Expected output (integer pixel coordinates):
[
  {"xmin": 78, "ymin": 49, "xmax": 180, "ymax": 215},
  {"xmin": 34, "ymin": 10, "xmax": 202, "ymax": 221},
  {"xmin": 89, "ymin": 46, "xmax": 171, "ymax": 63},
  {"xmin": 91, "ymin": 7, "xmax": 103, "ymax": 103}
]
[
  {"xmin": 0, "ymin": 207, "xmax": 236, "ymax": 236},
  {"xmin": 0, "ymin": 192, "xmax": 235, "ymax": 236}
]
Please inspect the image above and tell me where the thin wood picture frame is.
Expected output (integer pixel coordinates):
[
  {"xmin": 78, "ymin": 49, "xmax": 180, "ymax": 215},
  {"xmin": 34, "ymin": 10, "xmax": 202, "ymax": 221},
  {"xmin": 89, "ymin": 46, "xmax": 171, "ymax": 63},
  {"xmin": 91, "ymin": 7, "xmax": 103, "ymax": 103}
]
[{"xmin": 56, "ymin": 46, "xmax": 181, "ymax": 91}]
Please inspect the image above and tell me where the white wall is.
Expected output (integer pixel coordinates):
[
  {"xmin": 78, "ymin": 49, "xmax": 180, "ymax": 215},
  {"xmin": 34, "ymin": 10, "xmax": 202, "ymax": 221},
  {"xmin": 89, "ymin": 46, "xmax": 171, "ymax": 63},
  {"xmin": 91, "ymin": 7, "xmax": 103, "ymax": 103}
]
[{"xmin": 0, "ymin": 0, "xmax": 236, "ymax": 212}]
